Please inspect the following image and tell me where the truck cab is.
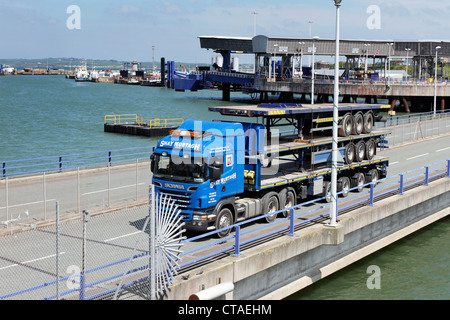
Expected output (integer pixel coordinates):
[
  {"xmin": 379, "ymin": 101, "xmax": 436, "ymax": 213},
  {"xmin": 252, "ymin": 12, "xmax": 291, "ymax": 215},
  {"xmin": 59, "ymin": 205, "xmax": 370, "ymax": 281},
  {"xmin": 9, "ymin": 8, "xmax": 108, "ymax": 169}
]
[{"xmin": 151, "ymin": 119, "xmax": 246, "ymax": 234}]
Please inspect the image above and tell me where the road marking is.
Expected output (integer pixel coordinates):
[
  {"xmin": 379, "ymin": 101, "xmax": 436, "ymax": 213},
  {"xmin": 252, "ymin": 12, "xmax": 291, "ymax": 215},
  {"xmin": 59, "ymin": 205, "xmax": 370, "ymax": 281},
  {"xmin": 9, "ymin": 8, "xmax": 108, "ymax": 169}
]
[
  {"xmin": 0, "ymin": 199, "xmax": 56, "ymax": 210},
  {"xmin": 406, "ymin": 153, "xmax": 429, "ymax": 161},
  {"xmin": 436, "ymin": 147, "xmax": 450, "ymax": 153},
  {"xmin": 389, "ymin": 161, "xmax": 399, "ymax": 165},
  {"xmin": 104, "ymin": 231, "xmax": 142, "ymax": 242},
  {"xmin": 82, "ymin": 183, "xmax": 145, "ymax": 196},
  {"xmin": 0, "ymin": 252, "xmax": 65, "ymax": 271}
]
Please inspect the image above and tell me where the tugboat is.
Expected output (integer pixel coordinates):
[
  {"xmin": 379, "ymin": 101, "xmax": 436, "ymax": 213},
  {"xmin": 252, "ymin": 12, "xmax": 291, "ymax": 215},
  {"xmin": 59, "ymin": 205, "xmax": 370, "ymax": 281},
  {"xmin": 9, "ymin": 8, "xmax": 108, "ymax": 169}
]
[{"xmin": 74, "ymin": 64, "xmax": 91, "ymax": 82}]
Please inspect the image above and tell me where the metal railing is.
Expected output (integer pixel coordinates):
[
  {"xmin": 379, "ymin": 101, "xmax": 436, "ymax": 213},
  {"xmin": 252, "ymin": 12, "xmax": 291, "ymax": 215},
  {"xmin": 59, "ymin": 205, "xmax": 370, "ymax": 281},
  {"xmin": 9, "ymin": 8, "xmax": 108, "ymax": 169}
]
[
  {"xmin": 1, "ymin": 146, "xmax": 154, "ymax": 177},
  {"xmin": 104, "ymin": 114, "xmax": 183, "ymax": 129},
  {"xmin": 1, "ymin": 158, "xmax": 448, "ymax": 300}
]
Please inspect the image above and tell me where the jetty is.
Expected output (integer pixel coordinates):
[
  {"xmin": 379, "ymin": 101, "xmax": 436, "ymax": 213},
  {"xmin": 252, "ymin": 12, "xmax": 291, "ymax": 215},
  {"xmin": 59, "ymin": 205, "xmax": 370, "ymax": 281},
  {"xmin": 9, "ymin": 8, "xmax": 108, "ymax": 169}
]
[{"xmin": 104, "ymin": 114, "xmax": 184, "ymax": 137}]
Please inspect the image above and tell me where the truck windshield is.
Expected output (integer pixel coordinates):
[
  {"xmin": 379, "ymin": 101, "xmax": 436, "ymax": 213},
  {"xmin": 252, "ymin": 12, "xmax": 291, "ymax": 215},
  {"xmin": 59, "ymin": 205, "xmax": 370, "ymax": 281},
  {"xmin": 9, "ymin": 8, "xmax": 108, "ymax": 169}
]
[{"xmin": 153, "ymin": 154, "xmax": 207, "ymax": 183}]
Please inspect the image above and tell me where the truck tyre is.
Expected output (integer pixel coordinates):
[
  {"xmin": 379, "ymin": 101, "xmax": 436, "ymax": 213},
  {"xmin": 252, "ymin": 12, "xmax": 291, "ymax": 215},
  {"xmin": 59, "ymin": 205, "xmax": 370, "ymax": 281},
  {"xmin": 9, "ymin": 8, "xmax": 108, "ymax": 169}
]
[
  {"xmin": 279, "ymin": 188, "xmax": 296, "ymax": 218},
  {"xmin": 322, "ymin": 181, "xmax": 332, "ymax": 203},
  {"xmin": 351, "ymin": 172, "xmax": 366, "ymax": 192},
  {"xmin": 352, "ymin": 112, "xmax": 364, "ymax": 135},
  {"xmin": 337, "ymin": 176, "xmax": 350, "ymax": 197},
  {"xmin": 262, "ymin": 192, "xmax": 279, "ymax": 223},
  {"xmin": 365, "ymin": 139, "xmax": 376, "ymax": 160},
  {"xmin": 354, "ymin": 141, "xmax": 366, "ymax": 162},
  {"xmin": 363, "ymin": 111, "xmax": 374, "ymax": 133},
  {"xmin": 344, "ymin": 143, "xmax": 355, "ymax": 164},
  {"xmin": 338, "ymin": 113, "xmax": 353, "ymax": 137},
  {"xmin": 365, "ymin": 169, "xmax": 379, "ymax": 185},
  {"xmin": 215, "ymin": 208, "xmax": 233, "ymax": 238}
]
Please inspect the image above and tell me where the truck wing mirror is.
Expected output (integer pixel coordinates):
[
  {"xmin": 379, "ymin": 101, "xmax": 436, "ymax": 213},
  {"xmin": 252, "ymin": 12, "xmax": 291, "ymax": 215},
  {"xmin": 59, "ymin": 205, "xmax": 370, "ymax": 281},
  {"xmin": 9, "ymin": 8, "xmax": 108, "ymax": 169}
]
[
  {"xmin": 150, "ymin": 154, "xmax": 155, "ymax": 173},
  {"xmin": 208, "ymin": 165, "xmax": 221, "ymax": 181}
]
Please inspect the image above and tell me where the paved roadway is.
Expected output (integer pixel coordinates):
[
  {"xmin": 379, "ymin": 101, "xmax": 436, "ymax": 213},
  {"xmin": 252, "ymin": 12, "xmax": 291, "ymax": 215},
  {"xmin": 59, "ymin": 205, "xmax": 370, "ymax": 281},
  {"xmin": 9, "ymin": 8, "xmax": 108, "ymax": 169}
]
[{"xmin": 0, "ymin": 131, "xmax": 449, "ymax": 299}]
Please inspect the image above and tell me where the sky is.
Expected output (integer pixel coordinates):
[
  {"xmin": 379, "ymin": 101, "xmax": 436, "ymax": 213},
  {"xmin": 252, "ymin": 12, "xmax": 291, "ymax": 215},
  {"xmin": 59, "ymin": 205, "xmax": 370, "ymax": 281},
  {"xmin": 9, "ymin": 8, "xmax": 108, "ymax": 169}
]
[{"xmin": 1, "ymin": 0, "xmax": 449, "ymax": 64}]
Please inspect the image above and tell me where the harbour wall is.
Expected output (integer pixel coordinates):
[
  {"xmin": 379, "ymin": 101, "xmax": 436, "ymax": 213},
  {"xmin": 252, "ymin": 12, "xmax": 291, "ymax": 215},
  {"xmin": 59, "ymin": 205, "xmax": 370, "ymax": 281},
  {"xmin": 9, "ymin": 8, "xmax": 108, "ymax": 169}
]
[{"xmin": 166, "ymin": 176, "xmax": 449, "ymax": 300}]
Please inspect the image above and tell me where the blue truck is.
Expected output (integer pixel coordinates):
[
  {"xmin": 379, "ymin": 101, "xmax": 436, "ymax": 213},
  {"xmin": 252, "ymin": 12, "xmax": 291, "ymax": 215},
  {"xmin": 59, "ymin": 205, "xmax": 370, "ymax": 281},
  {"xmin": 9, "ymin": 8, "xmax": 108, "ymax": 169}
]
[{"xmin": 151, "ymin": 103, "xmax": 390, "ymax": 237}]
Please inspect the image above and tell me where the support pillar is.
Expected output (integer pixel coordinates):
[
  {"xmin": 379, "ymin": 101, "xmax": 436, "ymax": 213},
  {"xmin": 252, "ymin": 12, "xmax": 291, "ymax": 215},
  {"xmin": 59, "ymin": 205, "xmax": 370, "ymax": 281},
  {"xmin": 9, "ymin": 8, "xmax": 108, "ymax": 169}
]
[
  {"xmin": 222, "ymin": 83, "xmax": 231, "ymax": 101},
  {"xmin": 402, "ymin": 97, "xmax": 410, "ymax": 113}
]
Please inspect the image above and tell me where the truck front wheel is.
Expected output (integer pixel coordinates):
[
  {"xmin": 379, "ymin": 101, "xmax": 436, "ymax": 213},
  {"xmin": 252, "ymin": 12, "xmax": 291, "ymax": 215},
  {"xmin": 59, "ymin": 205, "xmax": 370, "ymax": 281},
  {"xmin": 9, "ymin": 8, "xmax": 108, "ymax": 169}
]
[{"xmin": 215, "ymin": 208, "xmax": 233, "ymax": 238}]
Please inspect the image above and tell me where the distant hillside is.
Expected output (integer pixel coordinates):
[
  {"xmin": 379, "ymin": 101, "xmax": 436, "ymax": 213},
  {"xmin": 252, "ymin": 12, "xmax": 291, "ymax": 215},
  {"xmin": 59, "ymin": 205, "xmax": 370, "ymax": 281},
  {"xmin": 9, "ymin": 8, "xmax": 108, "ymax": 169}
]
[{"xmin": 0, "ymin": 58, "xmax": 209, "ymax": 70}]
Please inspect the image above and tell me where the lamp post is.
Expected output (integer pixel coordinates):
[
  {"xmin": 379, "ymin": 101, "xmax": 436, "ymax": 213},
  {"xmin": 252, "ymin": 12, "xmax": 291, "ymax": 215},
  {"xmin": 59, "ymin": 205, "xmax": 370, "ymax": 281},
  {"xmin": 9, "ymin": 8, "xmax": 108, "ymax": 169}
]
[
  {"xmin": 387, "ymin": 42, "xmax": 393, "ymax": 86},
  {"xmin": 405, "ymin": 48, "xmax": 411, "ymax": 81},
  {"xmin": 311, "ymin": 36, "xmax": 319, "ymax": 104},
  {"xmin": 273, "ymin": 44, "xmax": 278, "ymax": 82},
  {"xmin": 329, "ymin": 0, "xmax": 342, "ymax": 227},
  {"xmin": 434, "ymin": 45, "xmax": 441, "ymax": 117},
  {"xmin": 252, "ymin": 11, "xmax": 258, "ymax": 36}
]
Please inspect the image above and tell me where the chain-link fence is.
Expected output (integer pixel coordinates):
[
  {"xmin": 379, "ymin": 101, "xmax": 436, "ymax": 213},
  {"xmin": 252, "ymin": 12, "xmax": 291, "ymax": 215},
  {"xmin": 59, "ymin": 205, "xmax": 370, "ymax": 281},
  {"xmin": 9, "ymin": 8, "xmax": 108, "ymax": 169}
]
[
  {"xmin": 0, "ymin": 159, "xmax": 151, "ymax": 234},
  {"xmin": 0, "ymin": 204, "xmax": 151, "ymax": 300},
  {"xmin": 377, "ymin": 111, "xmax": 450, "ymax": 146},
  {"xmin": 1, "ymin": 114, "xmax": 450, "ymax": 300}
]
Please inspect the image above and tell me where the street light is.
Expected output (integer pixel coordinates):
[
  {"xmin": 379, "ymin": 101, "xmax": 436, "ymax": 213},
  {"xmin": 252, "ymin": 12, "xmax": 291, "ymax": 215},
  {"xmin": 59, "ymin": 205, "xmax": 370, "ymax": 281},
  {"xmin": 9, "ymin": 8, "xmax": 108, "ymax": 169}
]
[
  {"xmin": 434, "ymin": 45, "xmax": 441, "ymax": 116},
  {"xmin": 405, "ymin": 48, "xmax": 411, "ymax": 81},
  {"xmin": 273, "ymin": 44, "xmax": 278, "ymax": 82},
  {"xmin": 252, "ymin": 11, "xmax": 258, "ymax": 36},
  {"xmin": 311, "ymin": 36, "xmax": 319, "ymax": 104},
  {"xmin": 330, "ymin": 0, "xmax": 342, "ymax": 227},
  {"xmin": 387, "ymin": 42, "xmax": 394, "ymax": 86},
  {"xmin": 298, "ymin": 42, "xmax": 305, "ymax": 79}
]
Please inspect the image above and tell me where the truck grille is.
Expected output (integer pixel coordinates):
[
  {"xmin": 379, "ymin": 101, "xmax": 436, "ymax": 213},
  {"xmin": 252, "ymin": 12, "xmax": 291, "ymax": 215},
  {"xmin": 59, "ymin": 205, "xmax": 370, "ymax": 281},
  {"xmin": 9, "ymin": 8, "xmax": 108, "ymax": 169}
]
[{"xmin": 156, "ymin": 189, "xmax": 192, "ymax": 219}]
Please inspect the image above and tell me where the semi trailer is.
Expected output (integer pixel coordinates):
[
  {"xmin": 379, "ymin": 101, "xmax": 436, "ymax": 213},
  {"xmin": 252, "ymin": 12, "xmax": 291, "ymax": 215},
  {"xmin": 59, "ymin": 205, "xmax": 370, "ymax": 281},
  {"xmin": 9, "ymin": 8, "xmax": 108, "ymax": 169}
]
[{"xmin": 150, "ymin": 103, "xmax": 390, "ymax": 237}]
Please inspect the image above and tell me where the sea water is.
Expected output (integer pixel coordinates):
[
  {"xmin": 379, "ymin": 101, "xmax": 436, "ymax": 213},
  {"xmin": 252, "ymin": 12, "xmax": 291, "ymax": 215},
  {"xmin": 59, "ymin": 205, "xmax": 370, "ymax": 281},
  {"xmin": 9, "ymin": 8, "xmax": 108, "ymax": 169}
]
[{"xmin": 0, "ymin": 75, "xmax": 448, "ymax": 300}]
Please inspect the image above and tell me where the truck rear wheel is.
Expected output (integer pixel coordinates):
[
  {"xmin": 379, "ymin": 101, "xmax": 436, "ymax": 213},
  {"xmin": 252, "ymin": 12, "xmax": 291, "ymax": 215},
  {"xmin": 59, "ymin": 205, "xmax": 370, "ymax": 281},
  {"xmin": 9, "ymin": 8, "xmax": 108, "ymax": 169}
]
[
  {"xmin": 338, "ymin": 113, "xmax": 353, "ymax": 137},
  {"xmin": 215, "ymin": 208, "xmax": 233, "ymax": 238},
  {"xmin": 337, "ymin": 176, "xmax": 350, "ymax": 197},
  {"xmin": 262, "ymin": 192, "xmax": 279, "ymax": 223},
  {"xmin": 365, "ymin": 139, "xmax": 376, "ymax": 160},
  {"xmin": 352, "ymin": 112, "xmax": 364, "ymax": 135},
  {"xmin": 322, "ymin": 181, "xmax": 332, "ymax": 203},
  {"xmin": 344, "ymin": 143, "xmax": 355, "ymax": 164},
  {"xmin": 354, "ymin": 141, "xmax": 366, "ymax": 162},
  {"xmin": 365, "ymin": 169, "xmax": 379, "ymax": 185},
  {"xmin": 363, "ymin": 111, "xmax": 374, "ymax": 133},
  {"xmin": 351, "ymin": 172, "xmax": 366, "ymax": 192},
  {"xmin": 279, "ymin": 188, "xmax": 296, "ymax": 218}
]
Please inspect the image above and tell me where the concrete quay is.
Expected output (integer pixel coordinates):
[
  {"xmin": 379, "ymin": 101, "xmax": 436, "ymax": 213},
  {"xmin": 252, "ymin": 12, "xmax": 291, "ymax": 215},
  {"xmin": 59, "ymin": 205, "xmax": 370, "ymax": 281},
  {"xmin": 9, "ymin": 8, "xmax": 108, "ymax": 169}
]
[
  {"xmin": 165, "ymin": 176, "xmax": 449, "ymax": 300},
  {"xmin": 255, "ymin": 79, "xmax": 450, "ymax": 111}
]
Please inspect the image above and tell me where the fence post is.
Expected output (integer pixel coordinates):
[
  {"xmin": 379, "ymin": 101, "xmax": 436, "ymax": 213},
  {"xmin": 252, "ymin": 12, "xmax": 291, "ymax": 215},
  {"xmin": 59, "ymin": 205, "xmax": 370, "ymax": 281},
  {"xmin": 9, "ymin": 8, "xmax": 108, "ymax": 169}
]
[
  {"xmin": 399, "ymin": 174, "xmax": 404, "ymax": 195},
  {"xmin": 288, "ymin": 208, "xmax": 295, "ymax": 236},
  {"xmin": 447, "ymin": 160, "xmax": 450, "ymax": 177},
  {"xmin": 108, "ymin": 151, "xmax": 112, "ymax": 165},
  {"xmin": 56, "ymin": 201, "xmax": 60, "ymax": 300},
  {"xmin": 425, "ymin": 166, "xmax": 429, "ymax": 186},
  {"xmin": 80, "ymin": 210, "xmax": 90, "ymax": 300},
  {"xmin": 369, "ymin": 183, "xmax": 374, "ymax": 206},
  {"xmin": 43, "ymin": 172, "xmax": 47, "ymax": 220},
  {"xmin": 59, "ymin": 156, "xmax": 63, "ymax": 172},
  {"xmin": 234, "ymin": 225, "xmax": 241, "ymax": 256},
  {"xmin": 2, "ymin": 162, "xmax": 5, "ymax": 177}
]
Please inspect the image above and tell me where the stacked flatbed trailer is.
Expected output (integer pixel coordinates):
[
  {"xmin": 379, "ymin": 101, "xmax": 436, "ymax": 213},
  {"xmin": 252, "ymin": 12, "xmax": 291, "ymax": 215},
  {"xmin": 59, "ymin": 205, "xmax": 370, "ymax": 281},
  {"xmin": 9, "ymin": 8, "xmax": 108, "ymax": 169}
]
[
  {"xmin": 209, "ymin": 102, "xmax": 390, "ymax": 203},
  {"xmin": 151, "ymin": 103, "xmax": 391, "ymax": 236}
]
